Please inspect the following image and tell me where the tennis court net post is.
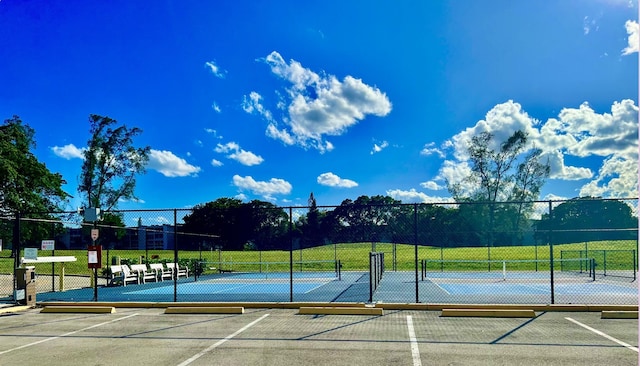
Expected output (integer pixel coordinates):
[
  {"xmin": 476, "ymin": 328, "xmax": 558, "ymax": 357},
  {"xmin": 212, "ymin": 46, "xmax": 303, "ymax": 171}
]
[{"xmin": 369, "ymin": 252, "xmax": 385, "ymax": 302}]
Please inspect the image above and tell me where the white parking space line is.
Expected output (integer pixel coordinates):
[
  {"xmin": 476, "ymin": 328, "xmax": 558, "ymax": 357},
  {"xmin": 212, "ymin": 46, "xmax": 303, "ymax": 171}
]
[
  {"xmin": 565, "ymin": 317, "xmax": 638, "ymax": 353},
  {"xmin": 0, "ymin": 313, "xmax": 139, "ymax": 356},
  {"xmin": 406, "ymin": 315, "xmax": 423, "ymax": 366},
  {"xmin": 176, "ymin": 314, "xmax": 270, "ymax": 366}
]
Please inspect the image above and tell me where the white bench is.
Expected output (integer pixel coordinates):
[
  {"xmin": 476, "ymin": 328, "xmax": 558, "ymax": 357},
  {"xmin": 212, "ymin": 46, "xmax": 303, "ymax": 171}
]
[
  {"xmin": 109, "ymin": 265, "xmax": 138, "ymax": 286},
  {"xmin": 166, "ymin": 263, "xmax": 189, "ymax": 279},
  {"xmin": 130, "ymin": 264, "xmax": 158, "ymax": 284},
  {"xmin": 149, "ymin": 263, "xmax": 172, "ymax": 281}
]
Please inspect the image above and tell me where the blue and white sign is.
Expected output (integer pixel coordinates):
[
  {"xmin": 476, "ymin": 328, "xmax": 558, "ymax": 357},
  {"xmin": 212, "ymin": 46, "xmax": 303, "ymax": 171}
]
[{"xmin": 41, "ymin": 240, "xmax": 55, "ymax": 250}]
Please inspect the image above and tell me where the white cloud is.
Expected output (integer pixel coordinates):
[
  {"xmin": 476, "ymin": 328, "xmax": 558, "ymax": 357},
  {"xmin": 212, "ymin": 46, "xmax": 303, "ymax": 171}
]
[
  {"xmin": 386, "ymin": 189, "xmax": 455, "ymax": 204},
  {"xmin": 51, "ymin": 144, "xmax": 85, "ymax": 159},
  {"xmin": 433, "ymin": 99, "xmax": 638, "ymax": 199},
  {"xmin": 228, "ymin": 150, "xmax": 264, "ymax": 166},
  {"xmin": 241, "ymin": 92, "xmax": 274, "ymax": 121},
  {"xmin": 215, "ymin": 142, "xmax": 264, "ymax": 166},
  {"xmin": 245, "ymin": 51, "xmax": 392, "ymax": 152},
  {"xmin": 204, "ymin": 61, "xmax": 226, "ymax": 78},
  {"xmin": 233, "ymin": 175, "xmax": 292, "ymax": 199},
  {"xmin": 541, "ymin": 150, "xmax": 593, "ymax": 180},
  {"xmin": 212, "ymin": 102, "xmax": 221, "ymax": 113},
  {"xmin": 266, "ymin": 124, "xmax": 295, "ymax": 145},
  {"xmin": 622, "ymin": 20, "xmax": 639, "ymax": 55},
  {"xmin": 147, "ymin": 149, "xmax": 201, "ymax": 177},
  {"xmin": 211, "ymin": 159, "xmax": 223, "ymax": 167},
  {"xmin": 205, "ymin": 128, "xmax": 223, "ymax": 139},
  {"xmin": 420, "ymin": 142, "xmax": 445, "ymax": 158},
  {"xmin": 317, "ymin": 172, "xmax": 358, "ymax": 188},
  {"xmin": 371, "ymin": 141, "xmax": 389, "ymax": 154},
  {"xmin": 420, "ymin": 181, "xmax": 444, "ymax": 190},
  {"xmin": 579, "ymin": 155, "xmax": 638, "ymax": 198},
  {"xmin": 583, "ymin": 16, "xmax": 599, "ymax": 35}
]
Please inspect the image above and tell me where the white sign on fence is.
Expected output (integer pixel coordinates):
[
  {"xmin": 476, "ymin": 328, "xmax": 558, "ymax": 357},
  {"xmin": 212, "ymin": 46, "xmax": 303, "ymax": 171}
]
[
  {"xmin": 41, "ymin": 240, "xmax": 55, "ymax": 250},
  {"xmin": 24, "ymin": 248, "xmax": 37, "ymax": 260}
]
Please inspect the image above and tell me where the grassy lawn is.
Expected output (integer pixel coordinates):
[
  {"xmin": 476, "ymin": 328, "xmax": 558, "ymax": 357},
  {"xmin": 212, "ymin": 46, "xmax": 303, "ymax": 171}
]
[{"xmin": 0, "ymin": 240, "xmax": 635, "ymax": 275}]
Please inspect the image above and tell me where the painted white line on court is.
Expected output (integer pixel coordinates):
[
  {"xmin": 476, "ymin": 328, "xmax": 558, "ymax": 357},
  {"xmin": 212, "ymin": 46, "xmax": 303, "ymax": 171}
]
[
  {"xmin": 0, "ymin": 313, "xmax": 139, "ymax": 355},
  {"xmin": 565, "ymin": 317, "xmax": 638, "ymax": 353},
  {"xmin": 431, "ymin": 282, "xmax": 451, "ymax": 295},
  {"xmin": 406, "ymin": 315, "xmax": 423, "ymax": 366},
  {"xmin": 176, "ymin": 314, "xmax": 270, "ymax": 366}
]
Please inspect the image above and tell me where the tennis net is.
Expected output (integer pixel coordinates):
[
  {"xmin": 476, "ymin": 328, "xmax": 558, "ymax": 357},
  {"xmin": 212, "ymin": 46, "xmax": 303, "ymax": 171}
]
[
  {"xmin": 202, "ymin": 259, "xmax": 341, "ymax": 279},
  {"xmin": 421, "ymin": 258, "xmax": 596, "ymax": 281}
]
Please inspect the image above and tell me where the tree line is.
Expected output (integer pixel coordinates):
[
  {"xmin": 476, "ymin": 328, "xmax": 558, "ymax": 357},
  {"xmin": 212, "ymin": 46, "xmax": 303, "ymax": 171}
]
[{"xmin": 179, "ymin": 195, "xmax": 637, "ymax": 251}]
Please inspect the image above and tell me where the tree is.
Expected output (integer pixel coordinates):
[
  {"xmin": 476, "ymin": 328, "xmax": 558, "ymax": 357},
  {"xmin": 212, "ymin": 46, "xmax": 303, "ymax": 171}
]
[
  {"xmin": 304, "ymin": 192, "xmax": 322, "ymax": 247},
  {"xmin": 0, "ymin": 116, "xmax": 69, "ymax": 251},
  {"xmin": 78, "ymin": 114, "xmax": 150, "ymax": 211},
  {"xmin": 326, "ymin": 195, "xmax": 401, "ymax": 243},
  {"xmin": 447, "ymin": 130, "xmax": 549, "ymax": 245},
  {"xmin": 535, "ymin": 197, "xmax": 638, "ymax": 244},
  {"xmin": 182, "ymin": 198, "xmax": 289, "ymax": 250},
  {"xmin": 0, "ymin": 116, "xmax": 70, "ymax": 215}
]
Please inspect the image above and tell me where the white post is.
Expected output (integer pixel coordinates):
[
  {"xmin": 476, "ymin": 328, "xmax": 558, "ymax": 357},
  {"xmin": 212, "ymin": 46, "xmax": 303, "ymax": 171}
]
[{"xmin": 502, "ymin": 261, "xmax": 506, "ymax": 281}]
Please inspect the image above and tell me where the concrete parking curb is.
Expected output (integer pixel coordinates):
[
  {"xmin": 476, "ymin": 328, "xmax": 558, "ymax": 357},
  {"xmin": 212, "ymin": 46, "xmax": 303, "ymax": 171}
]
[
  {"xmin": 40, "ymin": 306, "xmax": 116, "ymax": 314},
  {"xmin": 299, "ymin": 307, "xmax": 384, "ymax": 316},
  {"xmin": 441, "ymin": 308, "xmax": 537, "ymax": 318},
  {"xmin": 165, "ymin": 306, "xmax": 245, "ymax": 314},
  {"xmin": 0, "ymin": 305, "xmax": 32, "ymax": 314},
  {"xmin": 37, "ymin": 301, "xmax": 638, "ymax": 313}
]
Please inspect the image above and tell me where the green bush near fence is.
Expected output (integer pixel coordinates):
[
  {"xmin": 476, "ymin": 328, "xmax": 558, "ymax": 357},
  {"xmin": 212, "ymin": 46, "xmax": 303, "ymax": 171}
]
[{"xmin": 0, "ymin": 240, "xmax": 635, "ymax": 276}]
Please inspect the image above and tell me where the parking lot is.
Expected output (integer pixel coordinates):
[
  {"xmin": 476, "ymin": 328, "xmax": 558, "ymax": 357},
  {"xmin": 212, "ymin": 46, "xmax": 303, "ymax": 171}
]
[{"xmin": 0, "ymin": 306, "xmax": 637, "ymax": 365}]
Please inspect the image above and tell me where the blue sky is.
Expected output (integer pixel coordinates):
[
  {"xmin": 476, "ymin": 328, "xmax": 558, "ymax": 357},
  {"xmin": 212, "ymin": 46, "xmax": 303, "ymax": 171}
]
[{"xmin": 1, "ymin": 0, "xmax": 638, "ymax": 211}]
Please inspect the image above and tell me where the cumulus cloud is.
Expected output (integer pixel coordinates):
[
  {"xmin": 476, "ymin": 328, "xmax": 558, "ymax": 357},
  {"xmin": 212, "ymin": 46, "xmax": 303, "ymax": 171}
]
[
  {"xmin": 317, "ymin": 172, "xmax": 358, "ymax": 188},
  {"xmin": 244, "ymin": 51, "xmax": 392, "ymax": 152},
  {"xmin": 211, "ymin": 159, "xmax": 223, "ymax": 167},
  {"xmin": 204, "ymin": 61, "xmax": 226, "ymax": 78},
  {"xmin": 386, "ymin": 189, "xmax": 455, "ymax": 204},
  {"xmin": 622, "ymin": 20, "xmax": 639, "ymax": 55},
  {"xmin": 429, "ymin": 99, "xmax": 638, "ymax": 199},
  {"xmin": 420, "ymin": 142, "xmax": 445, "ymax": 158},
  {"xmin": 233, "ymin": 175, "xmax": 292, "ymax": 200},
  {"xmin": 215, "ymin": 142, "xmax": 264, "ymax": 166},
  {"xmin": 371, "ymin": 141, "xmax": 389, "ymax": 154},
  {"xmin": 420, "ymin": 181, "xmax": 444, "ymax": 190},
  {"xmin": 51, "ymin": 144, "xmax": 85, "ymax": 159},
  {"xmin": 147, "ymin": 149, "xmax": 201, "ymax": 177},
  {"xmin": 212, "ymin": 102, "xmax": 221, "ymax": 113}
]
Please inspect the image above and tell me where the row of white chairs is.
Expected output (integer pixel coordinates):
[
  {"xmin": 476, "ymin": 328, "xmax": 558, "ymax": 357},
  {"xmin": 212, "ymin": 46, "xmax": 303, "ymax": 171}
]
[{"xmin": 109, "ymin": 262, "xmax": 189, "ymax": 286}]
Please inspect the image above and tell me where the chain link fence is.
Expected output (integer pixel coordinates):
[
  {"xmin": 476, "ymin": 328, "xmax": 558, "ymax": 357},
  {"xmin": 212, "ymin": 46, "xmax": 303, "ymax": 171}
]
[{"xmin": 0, "ymin": 198, "xmax": 637, "ymax": 305}]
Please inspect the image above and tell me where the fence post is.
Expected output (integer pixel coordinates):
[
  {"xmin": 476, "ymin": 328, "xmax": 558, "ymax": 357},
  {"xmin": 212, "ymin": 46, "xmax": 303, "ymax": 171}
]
[
  {"xmin": 173, "ymin": 209, "xmax": 178, "ymax": 302},
  {"xmin": 289, "ymin": 207, "xmax": 293, "ymax": 302},
  {"xmin": 633, "ymin": 250, "xmax": 637, "ymax": 282},
  {"xmin": 414, "ymin": 203, "xmax": 419, "ymax": 303},
  {"xmin": 548, "ymin": 200, "xmax": 555, "ymax": 304},
  {"xmin": 12, "ymin": 211, "xmax": 21, "ymax": 301}
]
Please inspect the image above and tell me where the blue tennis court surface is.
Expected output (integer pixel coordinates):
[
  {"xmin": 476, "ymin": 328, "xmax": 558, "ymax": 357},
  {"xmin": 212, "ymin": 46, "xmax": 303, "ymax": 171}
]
[
  {"xmin": 125, "ymin": 282, "xmax": 326, "ymax": 295},
  {"xmin": 436, "ymin": 282, "xmax": 638, "ymax": 295}
]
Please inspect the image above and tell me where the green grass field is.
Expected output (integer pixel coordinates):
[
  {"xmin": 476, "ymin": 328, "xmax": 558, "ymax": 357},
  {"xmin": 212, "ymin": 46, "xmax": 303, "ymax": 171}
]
[
  {"xmin": 0, "ymin": 239, "xmax": 635, "ymax": 276},
  {"xmin": 0, "ymin": 241, "xmax": 636, "ymax": 274}
]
